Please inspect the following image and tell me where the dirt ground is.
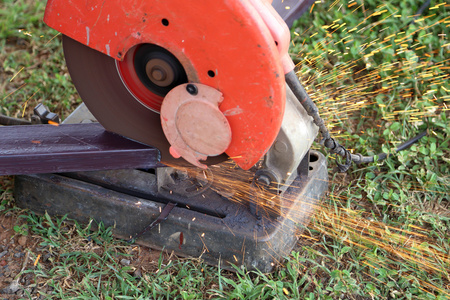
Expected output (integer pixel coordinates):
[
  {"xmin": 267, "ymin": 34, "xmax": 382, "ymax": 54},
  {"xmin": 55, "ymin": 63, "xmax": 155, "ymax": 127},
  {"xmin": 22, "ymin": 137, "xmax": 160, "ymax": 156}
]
[
  {"xmin": 0, "ymin": 212, "xmax": 35, "ymax": 299},
  {"xmin": 0, "ymin": 210, "xmax": 165, "ymax": 299}
]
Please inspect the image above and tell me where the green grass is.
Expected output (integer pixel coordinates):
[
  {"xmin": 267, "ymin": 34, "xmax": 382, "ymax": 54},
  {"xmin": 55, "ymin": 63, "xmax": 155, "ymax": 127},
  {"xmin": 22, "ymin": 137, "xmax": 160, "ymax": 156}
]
[
  {"xmin": 1, "ymin": 0, "xmax": 449, "ymax": 299},
  {"xmin": 0, "ymin": 0, "xmax": 78, "ymax": 120}
]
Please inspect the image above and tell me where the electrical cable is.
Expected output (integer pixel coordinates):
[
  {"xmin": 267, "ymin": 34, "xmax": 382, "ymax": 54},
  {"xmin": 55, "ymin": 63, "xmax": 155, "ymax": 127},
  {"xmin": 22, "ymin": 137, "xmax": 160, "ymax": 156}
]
[
  {"xmin": 409, "ymin": 0, "xmax": 431, "ymax": 25},
  {"xmin": 285, "ymin": 70, "xmax": 427, "ymax": 172}
]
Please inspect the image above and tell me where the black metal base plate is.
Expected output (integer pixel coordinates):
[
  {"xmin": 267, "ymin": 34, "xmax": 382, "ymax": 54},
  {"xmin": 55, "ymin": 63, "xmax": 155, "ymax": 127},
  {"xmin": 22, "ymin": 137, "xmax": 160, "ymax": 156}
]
[{"xmin": 14, "ymin": 151, "xmax": 327, "ymax": 272}]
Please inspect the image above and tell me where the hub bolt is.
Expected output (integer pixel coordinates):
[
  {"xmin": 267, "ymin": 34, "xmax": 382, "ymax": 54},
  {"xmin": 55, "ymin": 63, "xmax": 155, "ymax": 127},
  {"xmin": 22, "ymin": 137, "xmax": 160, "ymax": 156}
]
[{"xmin": 151, "ymin": 68, "xmax": 166, "ymax": 81}]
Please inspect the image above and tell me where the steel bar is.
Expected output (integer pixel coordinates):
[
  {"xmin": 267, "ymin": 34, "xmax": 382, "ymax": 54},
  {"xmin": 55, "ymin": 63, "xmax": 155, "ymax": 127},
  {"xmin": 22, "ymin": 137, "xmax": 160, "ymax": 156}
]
[{"xmin": 0, "ymin": 123, "xmax": 161, "ymax": 175}]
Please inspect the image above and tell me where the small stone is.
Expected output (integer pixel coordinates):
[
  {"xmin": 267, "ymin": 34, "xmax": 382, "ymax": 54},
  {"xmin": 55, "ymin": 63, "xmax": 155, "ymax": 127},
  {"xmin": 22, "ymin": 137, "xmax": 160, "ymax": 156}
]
[
  {"xmin": 0, "ymin": 279, "xmax": 20, "ymax": 294},
  {"xmin": 18, "ymin": 236, "xmax": 27, "ymax": 246},
  {"xmin": 0, "ymin": 260, "xmax": 6, "ymax": 266},
  {"xmin": 0, "ymin": 251, "xmax": 7, "ymax": 259},
  {"xmin": 14, "ymin": 252, "xmax": 24, "ymax": 258},
  {"xmin": 43, "ymin": 253, "xmax": 53, "ymax": 261},
  {"xmin": 120, "ymin": 259, "xmax": 131, "ymax": 266},
  {"xmin": 134, "ymin": 268, "xmax": 142, "ymax": 278}
]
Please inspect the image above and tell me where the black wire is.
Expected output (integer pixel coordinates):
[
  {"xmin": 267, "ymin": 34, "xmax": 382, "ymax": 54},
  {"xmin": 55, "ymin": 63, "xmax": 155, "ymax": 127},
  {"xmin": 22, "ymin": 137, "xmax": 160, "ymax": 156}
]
[
  {"xmin": 409, "ymin": 0, "xmax": 431, "ymax": 25},
  {"xmin": 396, "ymin": 130, "xmax": 428, "ymax": 151},
  {"xmin": 375, "ymin": 130, "xmax": 428, "ymax": 161},
  {"xmin": 285, "ymin": 71, "xmax": 427, "ymax": 172}
]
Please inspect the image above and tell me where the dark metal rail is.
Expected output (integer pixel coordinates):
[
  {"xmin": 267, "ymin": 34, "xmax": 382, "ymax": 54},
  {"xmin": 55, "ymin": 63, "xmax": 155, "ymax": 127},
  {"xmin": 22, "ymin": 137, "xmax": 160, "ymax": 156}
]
[{"xmin": 0, "ymin": 123, "xmax": 161, "ymax": 175}]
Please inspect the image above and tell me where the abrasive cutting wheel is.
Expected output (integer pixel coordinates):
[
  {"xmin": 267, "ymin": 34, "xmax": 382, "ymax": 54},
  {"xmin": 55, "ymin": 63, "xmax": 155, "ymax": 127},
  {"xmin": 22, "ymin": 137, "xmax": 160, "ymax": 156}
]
[{"xmin": 63, "ymin": 36, "xmax": 226, "ymax": 166}]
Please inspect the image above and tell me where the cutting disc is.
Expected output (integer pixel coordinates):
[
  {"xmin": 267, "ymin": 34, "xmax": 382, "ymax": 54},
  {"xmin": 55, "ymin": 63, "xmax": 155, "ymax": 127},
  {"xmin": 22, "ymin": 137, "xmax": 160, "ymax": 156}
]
[{"xmin": 63, "ymin": 35, "xmax": 227, "ymax": 166}]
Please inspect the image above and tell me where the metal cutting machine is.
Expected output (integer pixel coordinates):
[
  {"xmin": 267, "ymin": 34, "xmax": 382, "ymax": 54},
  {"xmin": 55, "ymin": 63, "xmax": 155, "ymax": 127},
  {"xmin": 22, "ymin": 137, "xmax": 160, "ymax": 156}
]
[{"xmin": 2, "ymin": 0, "xmax": 328, "ymax": 271}]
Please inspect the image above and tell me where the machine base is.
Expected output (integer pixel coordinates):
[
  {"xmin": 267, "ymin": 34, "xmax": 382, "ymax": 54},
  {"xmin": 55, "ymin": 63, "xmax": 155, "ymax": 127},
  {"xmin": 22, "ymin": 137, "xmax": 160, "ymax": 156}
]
[{"xmin": 14, "ymin": 151, "xmax": 327, "ymax": 272}]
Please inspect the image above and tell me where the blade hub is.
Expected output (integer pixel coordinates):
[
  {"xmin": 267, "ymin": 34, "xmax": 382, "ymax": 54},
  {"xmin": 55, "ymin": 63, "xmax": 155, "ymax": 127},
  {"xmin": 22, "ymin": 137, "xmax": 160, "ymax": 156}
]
[
  {"xmin": 145, "ymin": 58, "xmax": 175, "ymax": 87},
  {"xmin": 115, "ymin": 43, "xmax": 188, "ymax": 113},
  {"xmin": 134, "ymin": 44, "xmax": 187, "ymax": 97}
]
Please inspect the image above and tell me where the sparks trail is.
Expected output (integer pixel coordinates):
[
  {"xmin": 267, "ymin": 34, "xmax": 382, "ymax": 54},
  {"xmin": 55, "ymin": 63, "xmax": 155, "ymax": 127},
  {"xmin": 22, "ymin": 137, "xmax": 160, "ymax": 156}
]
[
  {"xmin": 309, "ymin": 200, "xmax": 450, "ymax": 282},
  {"xmin": 288, "ymin": 2, "xmax": 450, "ymax": 172},
  {"xmin": 166, "ymin": 160, "xmax": 449, "ymax": 293},
  {"xmin": 282, "ymin": 1, "xmax": 449, "ymax": 295}
]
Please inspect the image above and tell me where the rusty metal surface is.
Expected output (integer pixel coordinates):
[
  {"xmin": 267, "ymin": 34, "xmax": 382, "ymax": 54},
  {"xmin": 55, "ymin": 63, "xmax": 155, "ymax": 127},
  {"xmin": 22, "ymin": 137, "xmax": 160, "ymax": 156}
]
[
  {"xmin": 0, "ymin": 123, "xmax": 160, "ymax": 175},
  {"xmin": 15, "ymin": 151, "xmax": 327, "ymax": 272}
]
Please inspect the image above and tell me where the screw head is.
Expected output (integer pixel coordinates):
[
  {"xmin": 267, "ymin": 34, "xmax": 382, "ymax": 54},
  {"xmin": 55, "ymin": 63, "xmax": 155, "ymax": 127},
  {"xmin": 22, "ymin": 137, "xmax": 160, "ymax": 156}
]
[{"xmin": 186, "ymin": 84, "xmax": 198, "ymax": 96}]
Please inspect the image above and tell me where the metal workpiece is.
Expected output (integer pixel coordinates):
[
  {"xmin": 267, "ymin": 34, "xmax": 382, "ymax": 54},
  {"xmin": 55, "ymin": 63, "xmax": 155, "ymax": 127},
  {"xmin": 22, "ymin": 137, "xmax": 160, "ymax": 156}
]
[
  {"xmin": 15, "ymin": 151, "xmax": 327, "ymax": 272},
  {"xmin": 0, "ymin": 123, "xmax": 161, "ymax": 176}
]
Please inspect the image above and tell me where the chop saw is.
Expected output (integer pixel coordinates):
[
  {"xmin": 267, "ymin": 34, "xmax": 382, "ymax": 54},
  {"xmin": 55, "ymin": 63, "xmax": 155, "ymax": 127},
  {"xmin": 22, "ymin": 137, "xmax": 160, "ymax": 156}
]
[{"xmin": 2, "ymin": 0, "xmax": 330, "ymax": 271}]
